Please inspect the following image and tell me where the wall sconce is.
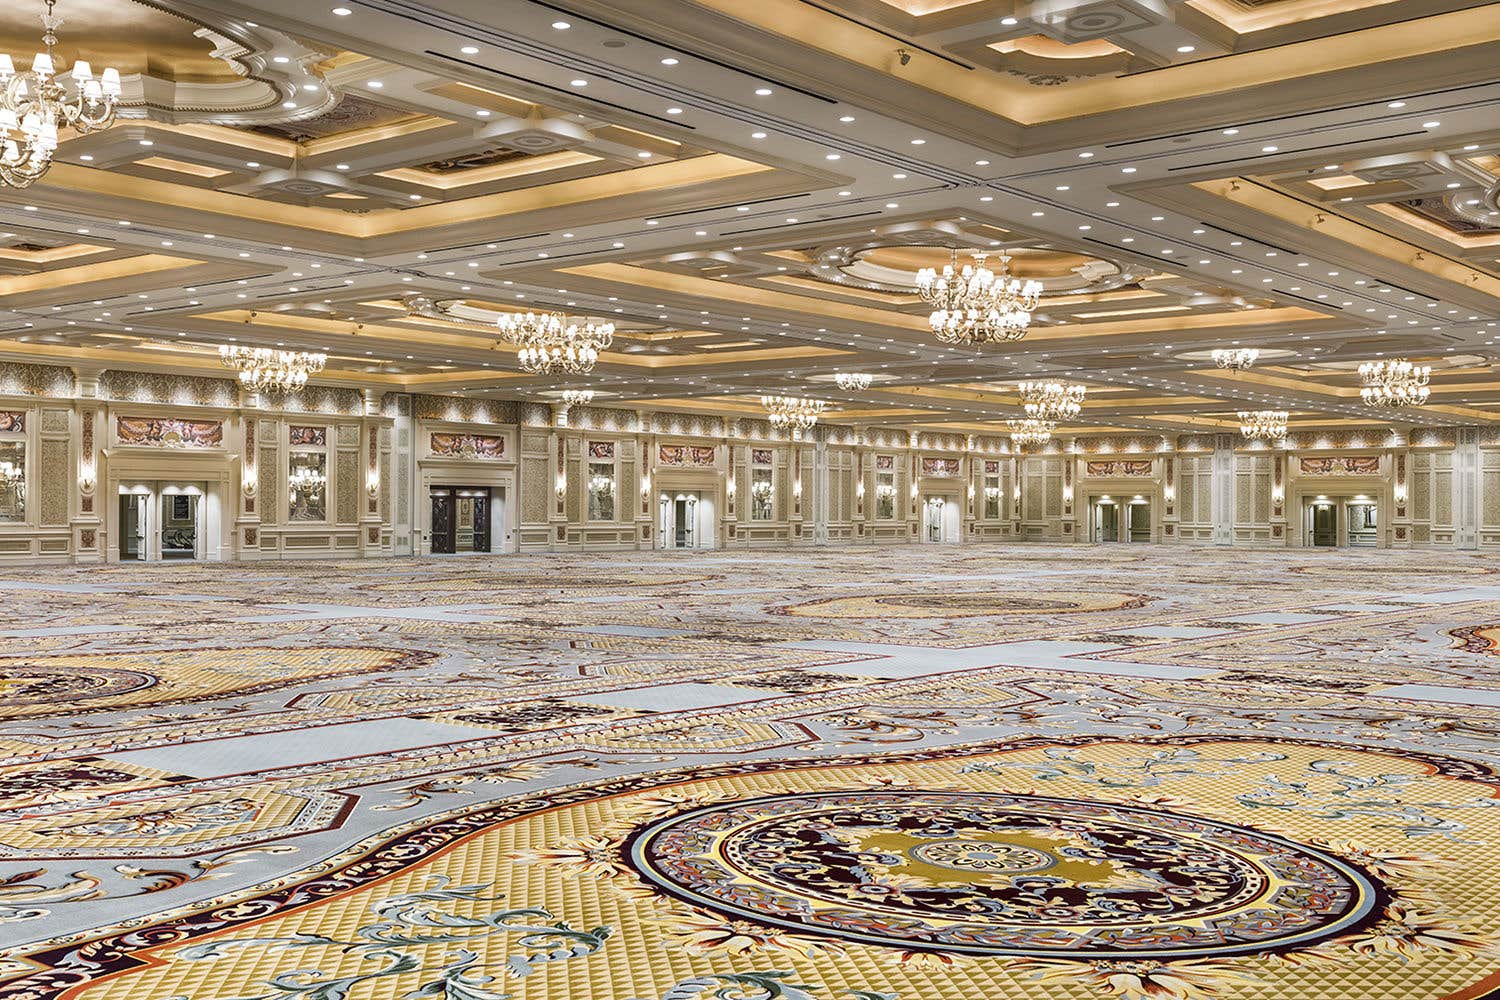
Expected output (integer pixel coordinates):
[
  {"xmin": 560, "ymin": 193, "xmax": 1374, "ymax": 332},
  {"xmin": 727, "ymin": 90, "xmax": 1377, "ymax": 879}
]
[
  {"xmin": 727, "ymin": 477, "xmax": 737, "ymax": 496},
  {"xmin": 1163, "ymin": 486, "xmax": 1176, "ymax": 502},
  {"xmin": 1062, "ymin": 486, "xmax": 1074, "ymax": 504},
  {"xmin": 855, "ymin": 480, "xmax": 865, "ymax": 497},
  {"xmin": 909, "ymin": 482, "xmax": 918, "ymax": 498},
  {"xmin": 1272, "ymin": 489, "xmax": 1285, "ymax": 505},
  {"xmin": 641, "ymin": 472, "xmax": 651, "ymax": 495},
  {"xmin": 792, "ymin": 479, "xmax": 802, "ymax": 498},
  {"xmin": 1394, "ymin": 488, "xmax": 1407, "ymax": 505},
  {"xmin": 1012, "ymin": 485, "xmax": 1021, "ymax": 501},
  {"xmin": 242, "ymin": 476, "xmax": 258, "ymax": 499},
  {"xmin": 79, "ymin": 465, "xmax": 96, "ymax": 496},
  {"xmin": 555, "ymin": 474, "xmax": 567, "ymax": 500},
  {"xmin": 366, "ymin": 472, "xmax": 380, "ymax": 499}
]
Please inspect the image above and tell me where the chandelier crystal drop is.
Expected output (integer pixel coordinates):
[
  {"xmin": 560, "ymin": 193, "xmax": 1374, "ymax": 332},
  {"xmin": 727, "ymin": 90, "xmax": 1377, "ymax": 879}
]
[
  {"xmin": 0, "ymin": 0, "xmax": 121, "ymax": 189},
  {"xmin": 760, "ymin": 395, "xmax": 827, "ymax": 436},
  {"xmin": 1212, "ymin": 348, "xmax": 1259, "ymax": 371},
  {"xmin": 1238, "ymin": 409, "xmax": 1289, "ymax": 441},
  {"xmin": 288, "ymin": 465, "xmax": 326, "ymax": 496},
  {"xmin": 498, "ymin": 311, "xmax": 614, "ymax": 376},
  {"xmin": 219, "ymin": 345, "xmax": 327, "ymax": 396},
  {"xmin": 915, "ymin": 250, "xmax": 1042, "ymax": 346},
  {"xmin": 1018, "ymin": 380, "xmax": 1086, "ymax": 421},
  {"xmin": 560, "ymin": 388, "xmax": 594, "ymax": 407},
  {"xmin": 1359, "ymin": 358, "xmax": 1430, "ymax": 408},
  {"xmin": 1008, "ymin": 418, "xmax": 1054, "ymax": 448},
  {"xmin": 834, "ymin": 372, "xmax": 873, "ymax": 392}
]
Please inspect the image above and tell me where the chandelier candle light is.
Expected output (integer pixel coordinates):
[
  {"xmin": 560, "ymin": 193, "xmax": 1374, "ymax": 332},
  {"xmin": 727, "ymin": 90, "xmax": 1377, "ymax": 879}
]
[
  {"xmin": 561, "ymin": 389, "xmax": 595, "ymax": 407},
  {"xmin": 498, "ymin": 311, "xmax": 614, "ymax": 376},
  {"xmin": 1212, "ymin": 348, "xmax": 1259, "ymax": 371},
  {"xmin": 761, "ymin": 395, "xmax": 827, "ymax": 437},
  {"xmin": 1018, "ymin": 381, "xmax": 1086, "ymax": 421},
  {"xmin": 1359, "ymin": 359, "xmax": 1430, "ymax": 408},
  {"xmin": 1008, "ymin": 418, "xmax": 1053, "ymax": 448},
  {"xmin": 219, "ymin": 346, "xmax": 327, "ymax": 396},
  {"xmin": 0, "ymin": 0, "xmax": 121, "ymax": 189},
  {"xmin": 834, "ymin": 372, "xmax": 873, "ymax": 392},
  {"xmin": 1238, "ymin": 410, "xmax": 1289, "ymax": 441},
  {"xmin": 915, "ymin": 250, "xmax": 1042, "ymax": 346}
]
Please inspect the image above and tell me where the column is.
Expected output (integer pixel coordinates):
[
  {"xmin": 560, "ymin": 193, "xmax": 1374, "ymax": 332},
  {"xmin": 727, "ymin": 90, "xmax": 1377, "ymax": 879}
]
[
  {"xmin": 1210, "ymin": 432, "xmax": 1236, "ymax": 546},
  {"xmin": 1454, "ymin": 427, "xmax": 1479, "ymax": 550},
  {"xmin": 71, "ymin": 366, "xmax": 104, "ymax": 563}
]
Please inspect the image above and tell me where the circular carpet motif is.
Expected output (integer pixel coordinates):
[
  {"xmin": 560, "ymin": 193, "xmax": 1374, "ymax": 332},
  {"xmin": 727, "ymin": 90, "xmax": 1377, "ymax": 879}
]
[
  {"xmin": 0, "ymin": 663, "xmax": 156, "ymax": 704},
  {"xmin": 782, "ymin": 590, "xmax": 1148, "ymax": 618},
  {"xmin": 628, "ymin": 789, "xmax": 1377, "ymax": 958}
]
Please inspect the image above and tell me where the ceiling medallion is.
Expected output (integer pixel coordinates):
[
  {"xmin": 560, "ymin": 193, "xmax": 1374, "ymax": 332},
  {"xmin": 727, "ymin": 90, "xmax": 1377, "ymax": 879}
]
[
  {"xmin": 1018, "ymin": 380, "xmax": 1086, "ymax": 421},
  {"xmin": 561, "ymin": 389, "xmax": 595, "ymax": 407},
  {"xmin": 497, "ymin": 311, "xmax": 614, "ymax": 376},
  {"xmin": 916, "ymin": 250, "xmax": 1042, "ymax": 346},
  {"xmin": 219, "ymin": 346, "xmax": 327, "ymax": 396},
  {"xmin": 1238, "ymin": 410, "xmax": 1288, "ymax": 441},
  {"xmin": 1008, "ymin": 418, "xmax": 1053, "ymax": 448},
  {"xmin": 761, "ymin": 395, "xmax": 827, "ymax": 438},
  {"xmin": 1359, "ymin": 359, "xmax": 1430, "ymax": 408},
  {"xmin": 834, "ymin": 372, "xmax": 874, "ymax": 392},
  {"xmin": 1212, "ymin": 348, "xmax": 1259, "ymax": 372},
  {"xmin": 0, "ymin": 0, "xmax": 121, "ymax": 189}
]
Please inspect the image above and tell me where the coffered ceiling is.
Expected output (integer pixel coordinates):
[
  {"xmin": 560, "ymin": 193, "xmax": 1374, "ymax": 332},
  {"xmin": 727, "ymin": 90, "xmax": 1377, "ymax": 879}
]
[{"xmin": 1, "ymin": 0, "xmax": 1498, "ymax": 436}]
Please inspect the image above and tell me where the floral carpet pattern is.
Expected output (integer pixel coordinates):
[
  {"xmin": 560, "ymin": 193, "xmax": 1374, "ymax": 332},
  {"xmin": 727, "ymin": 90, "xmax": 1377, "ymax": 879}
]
[{"xmin": 0, "ymin": 545, "xmax": 1498, "ymax": 999}]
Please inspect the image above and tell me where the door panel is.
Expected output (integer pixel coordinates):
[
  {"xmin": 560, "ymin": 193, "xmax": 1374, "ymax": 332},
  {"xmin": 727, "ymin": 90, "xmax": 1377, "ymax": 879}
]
[
  {"xmin": 431, "ymin": 492, "xmax": 455, "ymax": 554},
  {"xmin": 1311, "ymin": 505, "xmax": 1336, "ymax": 547},
  {"xmin": 472, "ymin": 493, "xmax": 491, "ymax": 552}
]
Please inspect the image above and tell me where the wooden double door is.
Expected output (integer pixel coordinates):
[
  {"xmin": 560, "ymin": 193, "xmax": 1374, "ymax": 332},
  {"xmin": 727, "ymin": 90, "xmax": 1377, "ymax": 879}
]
[{"xmin": 430, "ymin": 486, "xmax": 491, "ymax": 554}]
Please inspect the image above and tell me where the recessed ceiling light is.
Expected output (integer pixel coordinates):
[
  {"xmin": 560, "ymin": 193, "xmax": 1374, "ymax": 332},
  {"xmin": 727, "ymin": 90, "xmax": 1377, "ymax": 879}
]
[
  {"xmin": 1422, "ymin": 120, "xmax": 1440, "ymax": 128},
  {"xmin": 78, "ymin": 154, "xmax": 93, "ymax": 161},
  {"xmin": 825, "ymin": 153, "xmax": 841, "ymax": 160},
  {"xmin": 910, "ymin": 138, "xmax": 926, "ymax": 145},
  {"xmin": 660, "ymin": 57, "xmax": 678, "ymax": 65},
  {"xmin": 460, "ymin": 45, "xmax": 479, "ymax": 54},
  {"xmin": 666, "ymin": 106, "xmax": 682, "ymax": 114},
  {"xmin": 570, "ymin": 78, "xmax": 587, "ymax": 87},
  {"xmin": 552, "ymin": 20, "xmax": 571, "ymax": 29},
  {"xmin": 839, "ymin": 115, "xmax": 855, "ymax": 123},
  {"xmin": 138, "ymin": 139, "xmax": 153, "ymax": 146},
  {"xmin": 273, "ymin": 56, "xmax": 290, "ymax": 64},
  {"xmin": 1222, "ymin": 128, "xmax": 1239, "ymax": 135},
  {"xmin": 332, "ymin": 6, "xmax": 351, "ymax": 15},
  {"xmin": 1261, "ymin": 145, "xmax": 1278, "ymax": 152},
  {"xmin": 754, "ymin": 87, "xmax": 773, "ymax": 96},
  {"xmin": 1176, "ymin": 45, "xmax": 1195, "ymax": 53},
  {"xmin": 1001, "ymin": 16, "xmax": 1017, "ymax": 24},
  {"xmin": 637, "ymin": 151, "xmax": 651, "ymax": 158},
  {"xmin": 366, "ymin": 80, "xmax": 383, "ymax": 89},
  {"xmin": 1387, "ymin": 101, "xmax": 1405, "ymax": 108},
  {"xmin": 751, "ymin": 131, "xmax": 766, "ymax": 139}
]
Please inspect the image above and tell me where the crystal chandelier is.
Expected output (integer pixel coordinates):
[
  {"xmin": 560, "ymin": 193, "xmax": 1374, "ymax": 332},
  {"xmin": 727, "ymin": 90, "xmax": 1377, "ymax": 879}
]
[
  {"xmin": 0, "ymin": 1, "xmax": 121, "ymax": 189},
  {"xmin": 1008, "ymin": 418, "xmax": 1053, "ymax": 448},
  {"xmin": 761, "ymin": 395, "xmax": 827, "ymax": 435},
  {"xmin": 834, "ymin": 372, "xmax": 873, "ymax": 392},
  {"xmin": 1212, "ymin": 348, "xmax": 1259, "ymax": 371},
  {"xmin": 498, "ymin": 311, "xmax": 614, "ymax": 375},
  {"xmin": 1018, "ymin": 380, "xmax": 1086, "ymax": 421},
  {"xmin": 1359, "ymin": 359, "xmax": 1430, "ymax": 408},
  {"xmin": 219, "ymin": 346, "xmax": 327, "ymax": 396},
  {"xmin": 288, "ymin": 466, "xmax": 326, "ymax": 497},
  {"xmin": 1238, "ymin": 410, "xmax": 1288, "ymax": 441},
  {"xmin": 915, "ymin": 250, "xmax": 1042, "ymax": 346},
  {"xmin": 561, "ymin": 389, "xmax": 594, "ymax": 407},
  {"xmin": 0, "ymin": 458, "xmax": 21, "ymax": 488}
]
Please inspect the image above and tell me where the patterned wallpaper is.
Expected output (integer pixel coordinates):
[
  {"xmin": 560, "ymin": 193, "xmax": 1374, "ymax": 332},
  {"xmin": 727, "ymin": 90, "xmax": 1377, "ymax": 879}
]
[
  {"xmin": 282, "ymin": 386, "xmax": 365, "ymax": 416},
  {"xmin": 412, "ymin": 394, "xmax": 519, "ymax": 425},
  {"xmin": 649, "ymin": 411, "xmax": 724, "ymax": 437},
  {"xmin": 100, "ymin": 371, "xmax": 236, "ymax": 406},
  {"xmin": 0, "ymin": 362, "xmax": 73, "ymax": 398}
]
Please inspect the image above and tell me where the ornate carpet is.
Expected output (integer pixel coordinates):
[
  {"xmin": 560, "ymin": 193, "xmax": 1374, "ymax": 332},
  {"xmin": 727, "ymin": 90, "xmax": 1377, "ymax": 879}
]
[{"xmin": 1, "ymin": 545, "xmax": 1498, "ymax": 1000}]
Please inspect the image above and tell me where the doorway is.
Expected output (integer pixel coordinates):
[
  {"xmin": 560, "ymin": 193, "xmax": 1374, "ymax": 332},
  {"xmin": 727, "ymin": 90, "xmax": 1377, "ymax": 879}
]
[
  {"xmin": 660, "ymin": 492, "xmax": 700, "ymax": 549},
  {"xmin": 1309, "ymin": 502, "xmax": 1337, "ymax": 547},
  {"xmin": 430, "ymin": 486, "xmax": 492, "ymax": 554},
  {"xmin": 1347, "ymin": 500, "xmax": 1378, "ymax": 547},
  {"xmin": 922, "ymin": 495, "xmax": 959, "ymax": 543},
  {"xmin": 1128, "ymin": 500, "xmax": 1151, "ymax": 542},
  {"xmin": 117, "ymin": 483, "xmax": 206, "ymax": 561},
  {"xmin": 1094, "ymin": 499, "xmax": 1120, "ymax": 542}
]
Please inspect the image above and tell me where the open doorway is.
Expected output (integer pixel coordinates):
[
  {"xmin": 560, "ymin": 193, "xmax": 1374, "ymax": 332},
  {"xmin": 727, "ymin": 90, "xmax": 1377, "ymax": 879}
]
[
  {"xmin": 430, "ymin": 485, "xmax": 492, "ymax": 554},
  {"xmin": 118, "ymin": 483, "xmax": 206, "ymax": 561},
  {"xmin": 922, "ymin": 495, "xmax": 960, "ymax": 543}
]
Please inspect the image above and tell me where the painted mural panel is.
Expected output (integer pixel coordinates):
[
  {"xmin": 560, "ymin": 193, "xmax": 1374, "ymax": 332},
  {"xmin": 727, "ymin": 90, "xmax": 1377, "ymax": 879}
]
[
  {"xmin": 289, "ymin": 425, "xmax": 328, "ymax": 448},
  {"xmin": 1085, "ymin": 460, "xmax": 1153, "ymax": 477},
  {"xmin": 430, "ymin": 433, "xmax": 506, "ymax": 460},
  {"xmin": 658, "ymin": 444, "xmax": 716, "ymax": 467},
  {"xmin": 117, "ymin": 417, "xmax": 224, "ymax": 449},
  {"xmin": 0, "ymin": 411, "xmax": 24, "ymax": 434},
  {"xmin": 921, "ymin": 457, "xmax": 960, "ymax": 477},
  {"xmin": 1299, "ymin": 456, "xmax": 1381, "ymax": 476}
]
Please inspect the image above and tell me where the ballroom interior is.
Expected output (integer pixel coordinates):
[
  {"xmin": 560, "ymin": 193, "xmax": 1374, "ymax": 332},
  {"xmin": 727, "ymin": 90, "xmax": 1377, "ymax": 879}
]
[{"xmin": 2, "ymin": 2, "xmax": 1499, "ymax": 999}]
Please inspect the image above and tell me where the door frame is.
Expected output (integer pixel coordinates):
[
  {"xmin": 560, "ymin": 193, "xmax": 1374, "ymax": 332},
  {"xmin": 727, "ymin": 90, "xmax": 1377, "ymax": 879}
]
[{"xmin": 417, "ymin": 463, "xmax": 515, "ymax": 555}]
